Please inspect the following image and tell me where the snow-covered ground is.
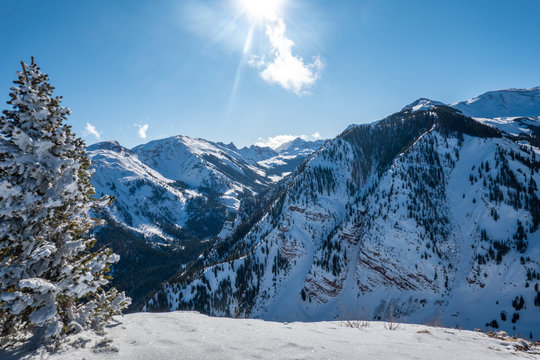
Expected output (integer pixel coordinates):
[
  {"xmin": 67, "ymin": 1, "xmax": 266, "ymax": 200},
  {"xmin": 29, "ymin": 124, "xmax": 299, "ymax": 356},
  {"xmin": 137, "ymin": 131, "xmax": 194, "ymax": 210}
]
[{"xmin": 8, "ymin": 312, "xmax": 539, "ymax": 360}]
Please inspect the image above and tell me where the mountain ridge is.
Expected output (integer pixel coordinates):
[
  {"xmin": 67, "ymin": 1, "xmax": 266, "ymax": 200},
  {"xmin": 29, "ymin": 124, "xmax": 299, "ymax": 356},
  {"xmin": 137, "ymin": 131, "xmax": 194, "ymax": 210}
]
[
  {"xmin": 88, "ymin": 133, "xmax": 326, "ymax": 310},
  {"xmin": 145, "ymin": 105, "xmax": 540, "ymax": 339},
  {"xmin": 397, "ymin": 85, "xmax": 540, "ymax": 119}
]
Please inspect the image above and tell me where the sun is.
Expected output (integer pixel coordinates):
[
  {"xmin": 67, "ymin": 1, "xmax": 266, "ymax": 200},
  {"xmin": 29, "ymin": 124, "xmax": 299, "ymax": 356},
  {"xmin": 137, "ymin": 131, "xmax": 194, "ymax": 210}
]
[{"xmin": 238, "ymin": 0, "xmax": 285, "ymax": 22}]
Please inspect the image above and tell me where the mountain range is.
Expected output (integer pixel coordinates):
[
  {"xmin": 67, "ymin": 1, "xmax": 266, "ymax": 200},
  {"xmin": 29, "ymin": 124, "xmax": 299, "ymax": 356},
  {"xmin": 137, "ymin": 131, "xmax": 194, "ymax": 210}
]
[
  {"xmin": 112, "ymin": 86, "xmax": 540, "ymax": 339},
  {"xmin": 88, "ymin": 135, "xmax": 324, "ymax": 310}
]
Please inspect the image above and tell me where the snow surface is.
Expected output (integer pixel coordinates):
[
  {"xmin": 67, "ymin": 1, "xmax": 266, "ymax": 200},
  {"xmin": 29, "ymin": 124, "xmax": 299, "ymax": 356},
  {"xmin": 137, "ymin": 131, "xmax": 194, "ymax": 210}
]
[
  {"xmin": 88, "ymin": 144, "xmax": 193, "ymax": 243},
  {"xmin": 452, "ymin": 86, "xmax": 540, "ymax": 118},
  {"xmin": 474, "ymin": 116, "xmax": 540, "ymax": 136},
  {"xmin": 10, "ymin": 312, "xmax": 540, "ymax": 360}
]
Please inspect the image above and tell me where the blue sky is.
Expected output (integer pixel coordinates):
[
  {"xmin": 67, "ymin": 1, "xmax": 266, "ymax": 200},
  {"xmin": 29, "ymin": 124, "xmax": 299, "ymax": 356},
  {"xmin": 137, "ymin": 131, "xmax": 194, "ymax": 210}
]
[{"xmin": 1, "ymin": 0, "xmax": 540, "ymax": 149}]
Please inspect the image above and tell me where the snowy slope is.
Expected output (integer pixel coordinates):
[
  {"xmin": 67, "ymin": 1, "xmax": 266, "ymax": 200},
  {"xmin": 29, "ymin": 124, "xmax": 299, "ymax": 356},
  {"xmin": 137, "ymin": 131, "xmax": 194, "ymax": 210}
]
[
  {"xmin": 473, "ymin": 117, "xmax": 540, "ymax": 137},
  {"xmin": 91, "ymin": 135, "xmax": 326, "ymax": 241},
  {"xmin": 401, "ymin": 98, "xmax": 446, "ymax": 112},
  {"xmin": 132, "ymin": 135, "xmax": 269, "ymax": 204},
  {"xmin": 235, "ymin": 144, "xmax": 278, "ymax": 163},
  {"xmin": 148, "ymin": 107, "xmax": 540, "ymax": 340},
  {"xmin": 452, "ymin": 86, "xmax": 540, "ymax": 118},
  {"xmin": 260, "ymin": 138, "xmax": 326, "ymax": 182},
  {"xmin": 88, "ymin": 141, "xmax": 194, "ymax": 243},
  {"xmin": 275, "ymin": 138, "xmax": 325, "ymax": 156},
  {"xmin": 402, "ymin": 87, "xmax": 540, "ymax": 136},
  {"xmin": 90, "ymin": 135, "xmax": 326, "ymax": 243},
  {"xmin": 9, "ymin": 312, "xmax": 540, "ymax": 360},
  {"xmin": 87, "ymin": 135, "xmax": 325, "ymax": 310}
]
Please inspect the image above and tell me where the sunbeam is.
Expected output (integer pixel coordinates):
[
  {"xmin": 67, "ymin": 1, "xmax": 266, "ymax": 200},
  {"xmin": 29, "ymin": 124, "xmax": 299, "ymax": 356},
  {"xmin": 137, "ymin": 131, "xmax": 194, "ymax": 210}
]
[{"xmin": 228, "ymin": 24, "xmax": 256, "ymax": 116}]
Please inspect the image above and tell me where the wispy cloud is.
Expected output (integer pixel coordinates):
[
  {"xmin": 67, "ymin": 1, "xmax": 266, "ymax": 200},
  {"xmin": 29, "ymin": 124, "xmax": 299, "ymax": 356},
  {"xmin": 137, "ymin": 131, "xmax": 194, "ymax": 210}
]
[
  {"xmin": 85, "ymin": 122, "xmax": 101, "ymax": 140},
  {"xmin": 137, "ymin": 124, "xmax": 149, "ymax": 139},
  {"xmin": 249, "ymin": 19, "xmax": 323, "ymax": 95},
  {"xmin": 255, "ymin": 132, "xmax": 322, "ymax": 149}
]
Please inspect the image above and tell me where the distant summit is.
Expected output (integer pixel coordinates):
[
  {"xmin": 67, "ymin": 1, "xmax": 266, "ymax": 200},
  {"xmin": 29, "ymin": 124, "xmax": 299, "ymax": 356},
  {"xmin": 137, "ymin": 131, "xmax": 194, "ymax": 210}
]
[
  {"xmin": 401, "ymin": 98, "xmax": 446, "ymax": 112},
  {"xmin": 451, "ymin": 86, "xmax": 540, "ymax": 118},
  {"xmin": 275, "ymin": 137, "xmax": 325, "ymax": 156},
  {"xmin": 87, "ymin": 140, "xmax": 128, "ymax": 153},
  {"xmin": 400, "ymin": 86, "xmax": 540, "ymax": 119},
  {"xmin": 236, "ymin": 145, "xmax": 278, "ymax": 163}
]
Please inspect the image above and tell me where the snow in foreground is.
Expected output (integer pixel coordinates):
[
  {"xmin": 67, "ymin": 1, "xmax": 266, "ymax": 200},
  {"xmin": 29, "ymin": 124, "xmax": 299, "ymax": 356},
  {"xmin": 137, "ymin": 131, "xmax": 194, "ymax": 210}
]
[{"xmin": 8, "ymin": 312, "xmax": 540, "ymax": 360}]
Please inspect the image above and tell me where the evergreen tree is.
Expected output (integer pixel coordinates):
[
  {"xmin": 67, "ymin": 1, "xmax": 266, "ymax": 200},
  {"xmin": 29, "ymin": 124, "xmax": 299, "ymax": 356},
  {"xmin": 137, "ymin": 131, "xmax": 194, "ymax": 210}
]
[{"xmin": 0, "ymin": 59, "xmax": 130, "ymax": 344}]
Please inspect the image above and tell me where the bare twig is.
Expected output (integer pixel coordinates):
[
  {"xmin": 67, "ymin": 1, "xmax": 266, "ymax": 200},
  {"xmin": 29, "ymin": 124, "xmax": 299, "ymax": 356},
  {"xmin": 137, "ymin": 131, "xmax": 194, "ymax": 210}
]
[{"xmin": 384, "ymin": 305, "xmax": 401, "ymax": 330}]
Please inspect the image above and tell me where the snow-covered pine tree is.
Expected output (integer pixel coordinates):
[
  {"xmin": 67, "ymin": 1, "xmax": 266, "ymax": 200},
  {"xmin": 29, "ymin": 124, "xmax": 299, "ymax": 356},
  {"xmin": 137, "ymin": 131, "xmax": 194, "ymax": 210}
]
[{"xmin": 0, "ymin": 58, "xmax": 130, "ymax": 344}]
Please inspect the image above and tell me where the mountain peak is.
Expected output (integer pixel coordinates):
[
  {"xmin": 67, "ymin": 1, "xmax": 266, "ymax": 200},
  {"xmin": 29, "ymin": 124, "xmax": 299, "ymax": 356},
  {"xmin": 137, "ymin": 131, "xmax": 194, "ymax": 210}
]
[
  {"xmin": 87, "ymin": 140, "xmax": 128, "ymax": 153},
  {"xmin": 273, "ymin": 138, "xmax": 325, "ymax": 157},
  {"xmin": 401, "ymin": 98, "xmax": 446, "ymax": 113},
  {"xmin": 452, "ymin": 86, "xmax": 540, "ymax": 117},
  {"xmin": 214, "ymin": 141, "xmax": 238, "ymax": 152},
  {"xmin": 275, "ymin": 137, "xmax": 308, "ymax": 152}
]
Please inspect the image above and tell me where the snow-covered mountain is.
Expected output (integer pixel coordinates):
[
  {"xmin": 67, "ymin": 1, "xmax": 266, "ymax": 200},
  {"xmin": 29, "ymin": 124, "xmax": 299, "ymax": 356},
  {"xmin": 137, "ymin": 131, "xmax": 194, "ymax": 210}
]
[
  {"xmin": 87, "ymin": 135, "xmax": 325, "ymax": 310},
  {"xmin": 275, "ymin": 137, "xmax": 325, "ymax": 156},
  {"xmin": 452, "ymin": 86, "xmax": 540, "ymax": 118},
  {"xmin": 400, "ymin": 86, "xmax": 540, "ymax": 120},
  {"xmin": 403, "ymin": 87, "xmax": 540, "ymax": 140},
  {"xmin": 146, "ymin": 106, "xmax": 540, "ymax": 339},
  {"xmin": 235, "ymin": 144, "xmax": 278, "ymax": 163},
  {"xmin": 89, "ymin": 140, "xmax": 195, "ymax": 243},
  {"xmin": 90, "ymin": 135, "xmax": 324, "ymax": 243},
  {"xmin": 401, "ymin": 98, "xmax": 446, "ymax": 112}
]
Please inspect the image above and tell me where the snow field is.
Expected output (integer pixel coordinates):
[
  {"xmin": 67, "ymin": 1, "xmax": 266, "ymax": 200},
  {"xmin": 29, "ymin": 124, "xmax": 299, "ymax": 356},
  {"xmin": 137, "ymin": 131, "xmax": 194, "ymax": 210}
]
[{"xmin": 14, "ymin": 312, "xmax": 540, "ymax": 360}]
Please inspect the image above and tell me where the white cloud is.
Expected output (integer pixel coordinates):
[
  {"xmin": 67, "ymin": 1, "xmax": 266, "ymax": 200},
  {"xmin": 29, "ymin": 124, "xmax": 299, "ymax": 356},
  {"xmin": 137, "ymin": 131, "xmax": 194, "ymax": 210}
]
[
  {"xmin": 254, "ymin": 132, "xmax": 324, "ymax": 149},
  {"xmin": 85, "ymin": 122, "xmax": 101, "ymax": 140},
  {"xmin": 249, "ymin": 19, "xmax": 323, "ymax": 95},
  {"xmin": 255, "ymin": 134, "xmax": 303, "ymax": 149},
  {"xmin": 137, "ymin": 124, "xmax": 149, "ymax": 139}
]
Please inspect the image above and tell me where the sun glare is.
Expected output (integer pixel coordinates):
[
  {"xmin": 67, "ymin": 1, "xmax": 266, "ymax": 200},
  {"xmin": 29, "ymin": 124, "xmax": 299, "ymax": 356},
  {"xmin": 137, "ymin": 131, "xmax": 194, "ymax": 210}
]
[{"xmin": 239, "ymin": 0, "xmax": 284, "ymax": 21}]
